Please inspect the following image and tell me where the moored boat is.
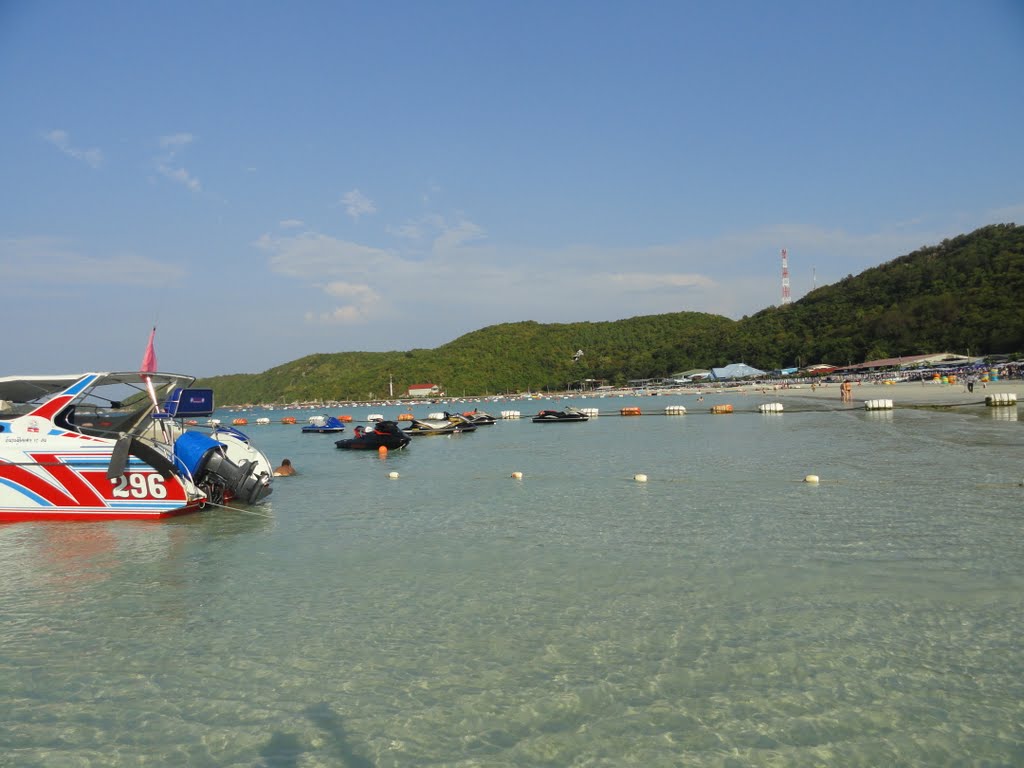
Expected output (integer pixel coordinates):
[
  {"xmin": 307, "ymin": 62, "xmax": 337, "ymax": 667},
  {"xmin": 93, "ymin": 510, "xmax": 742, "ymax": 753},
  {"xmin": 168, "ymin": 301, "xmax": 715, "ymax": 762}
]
[{"xmin": 0, "ymin": 371, "xmax": 273, "ymax": 521}]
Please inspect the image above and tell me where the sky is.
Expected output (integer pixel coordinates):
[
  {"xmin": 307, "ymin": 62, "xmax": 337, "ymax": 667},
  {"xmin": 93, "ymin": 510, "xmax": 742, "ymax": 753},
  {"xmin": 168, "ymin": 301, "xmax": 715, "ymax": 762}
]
[{"xmin": 1, "ymin": 1, "xmax": 1022, "ymax": 377}]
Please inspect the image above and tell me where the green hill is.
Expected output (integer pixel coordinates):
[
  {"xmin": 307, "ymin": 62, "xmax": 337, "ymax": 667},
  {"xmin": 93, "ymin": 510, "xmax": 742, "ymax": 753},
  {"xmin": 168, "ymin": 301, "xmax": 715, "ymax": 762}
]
[{"xmin": 198, "ymin": 223, "xmax": 1023, "ymax": 404}]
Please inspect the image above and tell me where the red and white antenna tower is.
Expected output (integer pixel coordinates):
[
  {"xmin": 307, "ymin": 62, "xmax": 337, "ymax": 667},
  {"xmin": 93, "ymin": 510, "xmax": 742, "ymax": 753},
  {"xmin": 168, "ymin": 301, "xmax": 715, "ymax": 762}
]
[{"xmin": 780, "ymin": 248, "xmax": 791, "ymax": 305}]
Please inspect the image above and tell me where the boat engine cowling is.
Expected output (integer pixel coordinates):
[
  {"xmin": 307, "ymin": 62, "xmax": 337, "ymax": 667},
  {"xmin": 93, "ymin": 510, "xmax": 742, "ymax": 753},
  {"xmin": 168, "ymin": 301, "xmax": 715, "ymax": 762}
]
[{"xmin": 174, "ymin": 431, "xmax": 272, "ymax": 505}]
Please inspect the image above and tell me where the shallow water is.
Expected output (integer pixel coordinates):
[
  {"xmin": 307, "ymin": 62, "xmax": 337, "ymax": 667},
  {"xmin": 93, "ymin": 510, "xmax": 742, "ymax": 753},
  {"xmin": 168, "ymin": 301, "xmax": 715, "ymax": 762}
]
[{"xmin": 2, "ymin": 395, "xmax": 1022, "ymax": 767}]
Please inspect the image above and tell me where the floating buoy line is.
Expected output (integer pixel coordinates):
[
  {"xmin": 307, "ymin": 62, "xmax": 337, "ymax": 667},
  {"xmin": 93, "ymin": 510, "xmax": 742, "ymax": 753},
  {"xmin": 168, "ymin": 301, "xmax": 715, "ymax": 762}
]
[{"xmin": 221, "ymin": 396, "xmax": 1017, "ymax": 426}]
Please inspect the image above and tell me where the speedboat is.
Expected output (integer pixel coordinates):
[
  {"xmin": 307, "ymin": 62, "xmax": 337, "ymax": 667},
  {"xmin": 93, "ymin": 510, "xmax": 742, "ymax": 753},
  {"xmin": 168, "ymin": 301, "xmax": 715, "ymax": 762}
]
[
  {"xmin": 402, "ymin": 413, "xmax": 478, "ymax": 436},
  {"xmin": 531, "ymin": 407, "xmax": 589, "ymax": 423},
  {"xmin": 0, "ymin": 371, "xmax": 273, "ymax": 522},
  {"xmin": 301, "ymin": 415, "xmax": 346, "ymax": 434},
  {"xmin": 335, "ymin": 421, "xmax": 411, "ymax": 450}
]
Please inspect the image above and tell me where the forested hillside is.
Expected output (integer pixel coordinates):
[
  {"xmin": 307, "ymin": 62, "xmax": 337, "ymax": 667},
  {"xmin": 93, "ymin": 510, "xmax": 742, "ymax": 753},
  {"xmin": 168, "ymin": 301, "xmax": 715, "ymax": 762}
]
[
  {"xmin": 199, "ymin": 223, "xmax": 1023, "ymax": 404},
  {"xmin": 731, "ymin": 223, "xmax": 1024, "ymax": 368}
]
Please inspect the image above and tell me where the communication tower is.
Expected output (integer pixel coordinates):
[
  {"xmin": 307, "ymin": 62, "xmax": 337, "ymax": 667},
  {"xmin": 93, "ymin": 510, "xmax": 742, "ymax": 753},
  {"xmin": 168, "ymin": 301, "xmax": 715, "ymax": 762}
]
[{"xmin": 781, "ymin": 248, "xmax": 791, "ymax": 305}]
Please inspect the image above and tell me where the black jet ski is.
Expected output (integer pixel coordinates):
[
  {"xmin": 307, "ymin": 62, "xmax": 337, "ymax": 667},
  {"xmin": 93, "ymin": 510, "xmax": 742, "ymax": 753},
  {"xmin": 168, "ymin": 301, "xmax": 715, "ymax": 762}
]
[
  {"xmin": 531, "ymin": 407, "xmax": 589, "ymax": 423},
  {"xmin": 335, "ymin": 421, "xmax": 411, "ymax": 450}
]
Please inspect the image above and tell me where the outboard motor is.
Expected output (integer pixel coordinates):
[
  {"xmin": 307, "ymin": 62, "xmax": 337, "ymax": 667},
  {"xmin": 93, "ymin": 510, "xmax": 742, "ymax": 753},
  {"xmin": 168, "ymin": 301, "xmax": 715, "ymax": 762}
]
[{"xmin": 174, "ymin": 431, "xmax": 272, "ymax": 505}]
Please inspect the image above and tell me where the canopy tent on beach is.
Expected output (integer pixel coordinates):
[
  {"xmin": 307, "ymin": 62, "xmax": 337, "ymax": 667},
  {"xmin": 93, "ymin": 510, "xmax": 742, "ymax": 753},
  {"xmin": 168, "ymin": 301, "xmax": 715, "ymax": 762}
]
[
  {"xmin": 710, "ymin": 363, "xmax": 766, "ymax": 380},
  {"xmin": 841, "ymin": 352, "xmax": 980, "ymax": 372}
]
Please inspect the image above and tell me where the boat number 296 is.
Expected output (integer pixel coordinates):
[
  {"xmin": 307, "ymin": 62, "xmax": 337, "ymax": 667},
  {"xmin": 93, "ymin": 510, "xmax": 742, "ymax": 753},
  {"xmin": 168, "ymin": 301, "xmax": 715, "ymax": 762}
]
[{"xmin": 110, "ymin": 473, "xmax": 168, "ymax": 499}]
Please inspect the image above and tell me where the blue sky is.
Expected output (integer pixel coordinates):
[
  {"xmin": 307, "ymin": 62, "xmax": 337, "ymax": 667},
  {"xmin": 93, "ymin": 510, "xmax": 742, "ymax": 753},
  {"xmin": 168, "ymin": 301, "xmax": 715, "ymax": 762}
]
[{"xmin": 2, "ymin": 1, "xmax": 1022, "ymax": 377}]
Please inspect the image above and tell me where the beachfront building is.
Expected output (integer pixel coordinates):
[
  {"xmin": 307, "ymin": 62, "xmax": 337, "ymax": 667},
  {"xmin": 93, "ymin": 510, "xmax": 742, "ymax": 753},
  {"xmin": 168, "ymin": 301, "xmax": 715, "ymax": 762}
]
[
  {"xmin": 407, "ymin": 383, "xmax": 442, "ymax": 397},
  {"xmin": 627, "ymin": 378, "xmax": 660, "ymax": 390},
  {"xmin": 672, "ymin": 369, "xmax": 711, "ymax": 381},
  {"xmin": 568, "ymin": 378, "xmax": 607, "ymax": 391},
  {"xmin": 804, "ymin": 364, "xmax": 839, "ymax": 375}
]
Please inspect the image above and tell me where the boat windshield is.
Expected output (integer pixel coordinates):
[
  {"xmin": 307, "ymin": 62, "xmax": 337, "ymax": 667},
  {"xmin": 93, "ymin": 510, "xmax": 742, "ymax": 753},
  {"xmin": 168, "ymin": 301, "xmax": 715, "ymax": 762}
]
[
  {"xmin": 79, "ymin": 373, "xmax": 194, "ymax": 438},
  {"xmin": 48, "ymin": 372, "xmax": 196, "ymax": 439}
]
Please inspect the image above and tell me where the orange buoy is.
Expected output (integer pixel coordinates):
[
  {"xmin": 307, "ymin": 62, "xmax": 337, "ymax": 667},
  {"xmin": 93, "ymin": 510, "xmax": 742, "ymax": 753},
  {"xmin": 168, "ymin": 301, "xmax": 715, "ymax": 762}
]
[
  {"xmin": 378, "ymin": 445, "xmax": 388, "ymax": 456},
  {"xmin": 620, "ymin": 407, "xmax": 642, "ymax": 416},
  {"xmin": 711, "ymin": 404, "xmax": 734, "ymax": 414},
  {"xmin": 337, "ymin": 414, "xmax": 353, "ymax": 422},
  {"xmin": 281, "ymin": 416, "xmax": 297, "ymax": 424},
  {"xmin": 232, "ymin": 418, "xmax": 248, "ymax": 426}
]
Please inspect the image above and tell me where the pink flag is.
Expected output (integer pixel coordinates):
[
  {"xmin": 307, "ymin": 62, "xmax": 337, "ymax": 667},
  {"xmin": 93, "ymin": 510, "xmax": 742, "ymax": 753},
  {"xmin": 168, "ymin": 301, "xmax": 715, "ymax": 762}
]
[{"xmin": 140, "ymin": 327, "xmax": 158, "ymax": 373}]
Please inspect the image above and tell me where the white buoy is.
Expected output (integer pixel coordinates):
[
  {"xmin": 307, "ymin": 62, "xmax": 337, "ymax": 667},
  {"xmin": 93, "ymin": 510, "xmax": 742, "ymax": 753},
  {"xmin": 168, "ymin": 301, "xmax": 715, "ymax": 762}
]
[
  {"xmin": 510, "ymin": 471, "xmax": 523, "ymax": 479},
  {"xmin": 388, "ymin": 471, "xmax": 400, "ymax": 479},
  {"xmin": 986, "ymin": 393, "xmax": 1018, "ymax": 407},
  {"xmin": 803, "ymin": 474, "xmax": 820, "ymax": 484},
  {"xmin": 633, "ymin": 473, "xmax": 648, "ymax": 483}
]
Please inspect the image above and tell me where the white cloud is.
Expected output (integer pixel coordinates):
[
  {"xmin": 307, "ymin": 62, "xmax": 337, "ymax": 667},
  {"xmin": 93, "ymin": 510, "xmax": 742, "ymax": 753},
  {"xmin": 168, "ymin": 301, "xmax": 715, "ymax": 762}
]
[
  {"xmin": 0, "ymin": 236, "xmax": 186, "ymax": 285},
  {"xmin": 155, "ymin": 133, "xmax": 201, "ymax": 191},
  {"xmin": 43, "ymin": 129, "xmax": 102, "ymax": 168},
  {"xmin": 302, "ymin": 281, "xmax": 384, "ymax": 325},
  {"xmin": 305, "ymin": 306, "xmax": 370, "ymax": 324},
  {"xmin": 157, "ymin": 164, "xmax": 201, "ymax": 190},
  {"xmin": 257, "ymin": 232, "xmax": 396, "ymax": 279},
  {"xmin": 159, "ymin": 133, "xmax": 194, "ymax": 149},
  {"xmin": 601, "ymin": 272, "xmax": 715, "ymax": 292},
  {"xmin": 340, "ymin": 189, "xmax": 377, "ymax": 220},
  {"xmin": 388, "ymin": 213, "xmax": 486, "ymax": 253},
  {"xmin": 388, "ymin": 221, "xmax": 423, "ymax": 240},
  {"xmin": 433, "ymin": 217, "xmax": 485, "ymax": 253},
  {"xmin": 323, "ymin": 281, "xmax": 380, "ymax": 302}
]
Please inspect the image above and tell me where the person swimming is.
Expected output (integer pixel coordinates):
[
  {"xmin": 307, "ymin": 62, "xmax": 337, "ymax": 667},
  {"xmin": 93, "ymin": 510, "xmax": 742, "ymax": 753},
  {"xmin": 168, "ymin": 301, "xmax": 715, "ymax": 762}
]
[{"xmin": 273, "ymin": 458, "xmax": 296, "ymax": 476}]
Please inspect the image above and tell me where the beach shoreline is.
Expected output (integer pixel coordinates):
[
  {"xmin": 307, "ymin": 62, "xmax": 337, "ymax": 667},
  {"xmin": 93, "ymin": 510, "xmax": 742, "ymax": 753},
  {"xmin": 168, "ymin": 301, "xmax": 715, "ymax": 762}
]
[
  {"xmin": 229, "ymin": 379, "xmax": 1024, "ymax": 412},
  {"xmin": 678, "ymin": 379, "xmax": 1024, "ymax": 408}
]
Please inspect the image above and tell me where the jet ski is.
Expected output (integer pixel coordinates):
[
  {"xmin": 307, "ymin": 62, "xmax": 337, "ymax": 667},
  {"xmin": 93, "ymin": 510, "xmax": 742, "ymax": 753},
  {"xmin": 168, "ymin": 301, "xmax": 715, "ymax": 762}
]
[
  {"xmin": 335, "ymin": 420, "xmax": 411, "ymax": 450},
  {"xmin": 531, "ymin": 407, "xmax": 589, "ymax": 423}
]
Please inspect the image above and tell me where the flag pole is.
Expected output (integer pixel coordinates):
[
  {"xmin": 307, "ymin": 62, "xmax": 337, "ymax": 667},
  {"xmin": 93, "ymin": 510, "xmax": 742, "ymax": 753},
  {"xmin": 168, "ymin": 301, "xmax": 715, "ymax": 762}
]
[{"xmin": 140, "ymin": 325, "xmax": 171, "ymax": 443}]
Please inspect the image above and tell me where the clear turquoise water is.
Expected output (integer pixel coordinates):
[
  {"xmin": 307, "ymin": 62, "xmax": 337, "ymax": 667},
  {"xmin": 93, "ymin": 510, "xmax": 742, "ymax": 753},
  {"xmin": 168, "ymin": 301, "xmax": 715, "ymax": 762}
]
[{"xmin": 2, "ymin": 395, "xmax": 1022, "ymax": 767}]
